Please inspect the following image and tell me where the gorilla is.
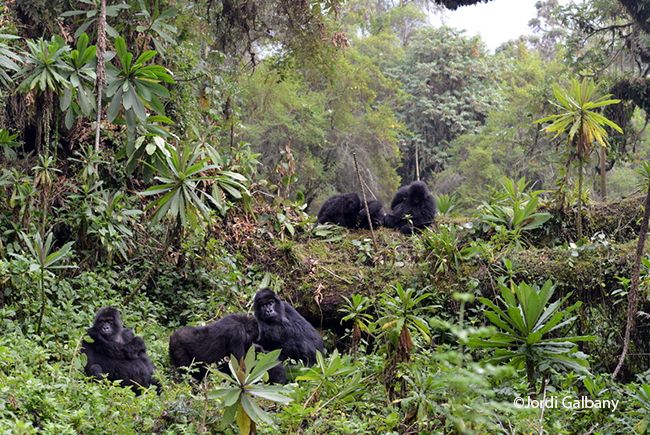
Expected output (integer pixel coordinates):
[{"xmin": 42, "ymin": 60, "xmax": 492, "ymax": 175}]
[
  {"xmin": 384, "ymin": 180, "xmax": 436, "ymax": 234},
  {"xmin": 169, "ymin": 314, "xmax": 286, "ymax": 384},
  {"xmin": 356, "ymin": 199, "xmax": 385, "ymax": 229},
  {"xmin": 254, "ymin": 287, "xmax": 324, "ymax": 366},
  {"xmin": 316, "ymin": 193, "xmax": 362, "ymax": 229},
  {"xmin": 82, "ymin": 307, "xmax": 159, "ymax": 394}
]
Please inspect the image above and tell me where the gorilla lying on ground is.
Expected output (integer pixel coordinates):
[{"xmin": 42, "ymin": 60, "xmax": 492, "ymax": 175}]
[
  {"xmin": 317, "ymin": 192, "xmax": 361, "ymax": 228},
  {"xmin": 254, "ymin": 287, "xmax": 324, "ymax": 366},
  {"xmin": 169, "ymin": 313, "xmax": 286, "ymax": 384},
  {"xmin": 82, "ymin": 307, "xmax": 159, "ymax": 394},
  {"xmin": 384, "ymin": 180, "xmax": 436, "ymax": 234},
  {"xmin": 356, "ymin": 199, "xmax": 385, "ymax": 229},
  {"xmin": 317, "ymin": 193, "xmax": 386, "ymax": 230}
]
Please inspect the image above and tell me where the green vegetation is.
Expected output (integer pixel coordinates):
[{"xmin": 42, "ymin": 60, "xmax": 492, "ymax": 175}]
[
  {"xmin": 3, "ymin": 0, "xmax": 650, "ymax": 434},
  {"xmin": 468, "ymin": 279, "xmax": 594, "ymax": 393}
]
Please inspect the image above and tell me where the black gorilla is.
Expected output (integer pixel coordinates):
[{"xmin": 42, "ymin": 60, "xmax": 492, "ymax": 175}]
[
  {"xmin": 356, "ymin": 199, "xmax": 385, "ymax": 229},
  {"xmin": 82, "ymin": 307, "xmax": 159, "ymax": 394},
  {"xmin": 389, "ymin": 185, "xmax": 410, "ymax": 211},
  {"xmin": 317, "ymin": 193, "xmax": 361, "ymax": 229},
  {"xmin": 254, "ymin": 287, "xmax": 324, "ymax": 366},
  {"xmin": 169, "ymin": 314, "xmax": 286, "ymax": 383},
  {"xmin": 384, "ymin": 180, "xmax": 436, "ymax": 234}
]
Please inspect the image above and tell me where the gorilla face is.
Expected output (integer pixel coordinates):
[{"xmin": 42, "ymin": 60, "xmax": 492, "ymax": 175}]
[
  {"xmin": 93, "ymin": 307, "xmax": 124, "ymax": 342},
  {"xmin": 255, "ymin": 289, "xmax": 284, "ymax": 323},
  {"xmin": 345, "ymin": 194, "xmax": 361, "ymax": 213},
  {"xmin": 408, "ymin": 181, "xmax": 428, "ymax": 205}
]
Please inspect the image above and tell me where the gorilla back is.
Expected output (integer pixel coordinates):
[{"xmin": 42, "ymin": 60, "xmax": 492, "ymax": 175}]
[
  {"xmin": 169, "ymin": 314, "xmax": 259, "ymax": 380},
  {"xmin": 254, "ymin": 287, "xmax": 324, "ymax": 365},
  {"xmin": 169, "ymin": 313, "xmax": 287, "ymax": 384}
]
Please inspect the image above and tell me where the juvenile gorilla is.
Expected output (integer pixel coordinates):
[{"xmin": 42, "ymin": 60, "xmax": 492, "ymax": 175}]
[
  {"xmin": 317, "ymin": 193, "xmax": 362, "ymax": 229},
  {"xmin": 254, "ymin": 287, "xmax": 324, "ymax": 366},
  {"xmin": 82, "ymin": 307, "xmax": 159, "ymax": 394},
  {"xmin": 356, "ymin": 199, "xmax": 385, "ymax": 229},
  {"xmin": 384, "ymin": 180, "xmax": 436, "ymax": 234},
  {"xmin": 169, "ymin": 314, "xmax": 286, "ymax": 383}
]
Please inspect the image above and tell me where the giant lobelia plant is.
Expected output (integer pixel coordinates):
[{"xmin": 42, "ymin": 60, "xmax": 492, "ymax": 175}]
[{"xmin": 468, "ymin": 279, "xmax": 595, "ymax": 393}]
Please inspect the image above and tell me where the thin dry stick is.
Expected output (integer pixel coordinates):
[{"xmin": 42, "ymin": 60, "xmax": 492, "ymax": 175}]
[
  {"xmin": 360, "ymin": 177, "xmax": 378, "ymax": 200},
  {"xmin": 612, "ymin": 183, "xmax": 650, "ymax": 380},
  {"xmin": 94, "ymin": 0, "xmax": 107, "ymax": 152},
  {"xmin": 321, "ymin": 266, "xmax": 352, "ymax": 284},
  {"xmin": 353, "ymin": 153, "xmax": 377, "ymax": 249},
  {"xmin": 415, "ymin": 141, "xmax": 420, "ymax": 181}
]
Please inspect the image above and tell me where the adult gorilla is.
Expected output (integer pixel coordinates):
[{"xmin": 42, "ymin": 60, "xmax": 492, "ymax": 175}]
[
  {"xmin": 384, "ymin": 180, "xmax": 436, "ymax": 234},
  {"xmin": 316, "ymin": 193, "xmax": 362, "ymax": 229},
  {"xmin": 169, "ymin": 314, "xmax": 286, "ymax": 384},
  {"xmin": 254, "ymin": 288, "xmax": 324, "ymax": 365},
  {"xmin": 82, "ymin": 307, "xmax": 159, "ymax": 394}
]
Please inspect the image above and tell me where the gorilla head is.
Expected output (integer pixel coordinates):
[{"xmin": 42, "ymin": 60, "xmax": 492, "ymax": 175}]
[
  {"xmin": 407, "ymin": 181, "xmax": 429, "ymax": 206},
  {"xmin": 256, "ymin": 294, "xmax": 280, "ymax": 321},
  {"xmin": 91, "ymin": 307, "xmax": 132, "ymax": 344}
]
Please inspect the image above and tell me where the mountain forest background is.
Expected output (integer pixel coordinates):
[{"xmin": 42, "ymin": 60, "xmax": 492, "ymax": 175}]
[{"xmin": 5, "ymin": 0, "xmax": 650, "ymax": 434}]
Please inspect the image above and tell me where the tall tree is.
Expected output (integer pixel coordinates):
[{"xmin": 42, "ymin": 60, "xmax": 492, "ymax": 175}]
[{"xmin": 391, "ymin": 26, "xmax": 500, "ymax": 182}]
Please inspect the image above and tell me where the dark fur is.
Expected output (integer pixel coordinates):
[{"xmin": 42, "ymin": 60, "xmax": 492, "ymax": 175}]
[
  {"xmin": 254, "ymin": 288, "xmax": 324, "ymax": 366},
  {"xmin": 384, "ymin": 181, "xmax": 436, "ymax": 234},
  {"xmin": 169, "ymin": 314, "xmax": 258, "ymax": 380},
  {"xmin": 390, "ymin": 185, "xmax": 409, "ymax": 211},
  {"xmin": 356, "ymin": 199, "xmax": 385, "ymax": 229},
  {"xmin": 82, "ymin": 307, "xmax": 159, "ymax": 394},
  {"xmin": 169, "ymin": 314, "xmax": 286, "ymax": 383},
  {"xmin": 317, "ymin": 193, "xmax": 362, "ymax": 229}
]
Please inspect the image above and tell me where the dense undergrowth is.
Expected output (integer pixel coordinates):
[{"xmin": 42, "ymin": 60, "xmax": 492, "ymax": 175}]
[
  {"xmin": 3, "ymin": 184, "xmax": 650, "ymax": 434},
  {"xmin": 3, "ymin": 1, "xmax": 650, "ymax": 432}
]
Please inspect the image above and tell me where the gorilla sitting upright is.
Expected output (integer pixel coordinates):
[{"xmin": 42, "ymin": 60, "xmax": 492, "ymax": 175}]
[
  {"xmin": 82, "ymin": 307, "xmax": 159, "ymax": 394},
  {"xmin": 254, "ymin": 287, "xmax": 324, "ymax": 366},
  {"xmin": 384, "ymin": 180, "xmax": 436, "ymax": 234}
]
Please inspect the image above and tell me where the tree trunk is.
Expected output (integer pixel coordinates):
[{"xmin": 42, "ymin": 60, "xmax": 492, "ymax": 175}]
[
  {"xmin": 526, "ymin": 358, "xmax": 536, "ymax": 394},
  {"xmin": 599, "ymin": 145, "xmax": 607, "ymax": 201},
  {"xmin": 612, "ymin": 179, "xmax": 650, "ymax": 380},
  {"xmin": 94, "ymin": 0, "xmax": 107, "ymax": 152},
  {"xmin": 577, "ymin": 158, "xmax": 583, "ymax": 239}
]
